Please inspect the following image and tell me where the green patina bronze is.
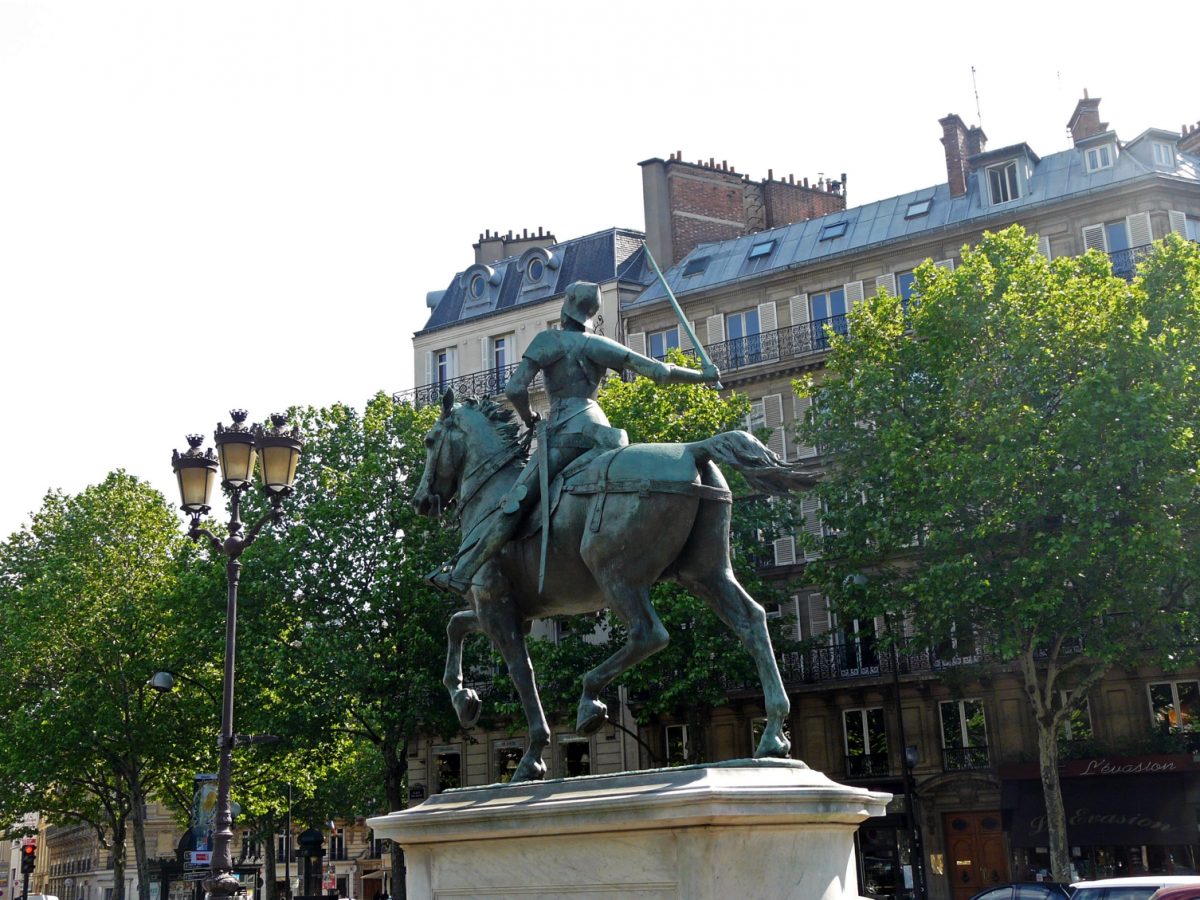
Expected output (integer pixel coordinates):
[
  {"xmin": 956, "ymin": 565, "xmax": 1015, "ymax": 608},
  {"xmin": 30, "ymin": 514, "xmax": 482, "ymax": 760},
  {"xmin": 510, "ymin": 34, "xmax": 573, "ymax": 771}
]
[{"xmin": 414, "ymin": 281, "xmax": 815, "ymax": 783}]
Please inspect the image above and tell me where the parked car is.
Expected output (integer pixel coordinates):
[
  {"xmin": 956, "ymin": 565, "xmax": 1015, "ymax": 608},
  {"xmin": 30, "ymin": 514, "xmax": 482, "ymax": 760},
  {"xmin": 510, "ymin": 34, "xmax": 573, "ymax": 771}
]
[
  {"xmin": 1070, "ymin": 876, "xmax": 1200, "ymax": 899},
  {"xmin": 1149, "ymin": 887, "xmax": 1200, "ymax": 900},
  {"xmin": 968, "ymin": 884, "xmax": 1071, "ymax": 899}
]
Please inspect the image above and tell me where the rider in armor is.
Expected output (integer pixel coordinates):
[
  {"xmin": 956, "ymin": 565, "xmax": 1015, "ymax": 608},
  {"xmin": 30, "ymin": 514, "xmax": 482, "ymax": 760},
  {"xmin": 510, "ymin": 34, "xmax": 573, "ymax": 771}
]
[{"xmin": 428, "ymin": 280, "xmax": 720, "ymax": 595}]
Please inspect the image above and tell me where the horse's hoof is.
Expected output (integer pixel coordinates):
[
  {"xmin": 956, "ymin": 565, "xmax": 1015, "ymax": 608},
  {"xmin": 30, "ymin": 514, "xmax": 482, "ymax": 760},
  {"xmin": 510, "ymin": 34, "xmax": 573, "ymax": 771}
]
[
  {"xmin": 509, "ymin": 757, "xmax": 546, "ymax": 783},
  {"xmin": 576, "ymin": 698, "xmax": 609, "ymax": 735},
  {"xmin": 452, "ymin": 688, "xmax": 481, "ymax": 729},
  {"xmin": 754, "ymin": 733, "xmax": 791, "ymax": 759}
]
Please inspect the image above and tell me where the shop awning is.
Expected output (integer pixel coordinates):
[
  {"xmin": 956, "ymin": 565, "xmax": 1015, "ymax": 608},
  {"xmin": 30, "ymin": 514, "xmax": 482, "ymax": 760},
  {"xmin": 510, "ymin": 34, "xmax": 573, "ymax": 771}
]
[{"xmin": 1004, "ymin": 774, "xmax": 1192, "ymax": 847}]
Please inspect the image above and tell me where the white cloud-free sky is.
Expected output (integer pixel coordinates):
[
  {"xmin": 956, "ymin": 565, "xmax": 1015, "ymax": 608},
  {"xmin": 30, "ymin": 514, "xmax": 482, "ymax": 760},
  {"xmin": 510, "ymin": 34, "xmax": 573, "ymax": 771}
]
[{"xmin": 1, "ymin": 0, "xmax": 1195, "ymax": 536}]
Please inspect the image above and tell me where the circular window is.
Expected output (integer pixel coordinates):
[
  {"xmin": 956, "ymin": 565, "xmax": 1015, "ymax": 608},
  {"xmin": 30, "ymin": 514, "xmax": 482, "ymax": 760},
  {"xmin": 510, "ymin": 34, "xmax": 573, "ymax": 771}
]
[
  {"xmin": 469, "ymin": 274, "xmax": 486, "ymax": 299},
  {"xmin": 527, "ymin": 258, "xmax": 545, "ymax": 283}
]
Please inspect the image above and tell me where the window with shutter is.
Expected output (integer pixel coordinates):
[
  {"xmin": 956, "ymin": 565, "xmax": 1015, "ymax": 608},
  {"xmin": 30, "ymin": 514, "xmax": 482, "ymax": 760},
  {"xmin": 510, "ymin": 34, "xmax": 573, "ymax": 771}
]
[
  {"xmin": 762, "ymin": 393, "xmax": 786, "ymax": 459},
  {"xmin": 789, "ymin": 293, "xmax": 810, "ymax": 327},
  {"xmin": 933, "ymin": 258, "xmax": 955, "ymax": 271},
  {"xmin": 625, "ymin": 331, "xmax": 647, "ymax": 357},
  {"xmin": 647, "ymin": 328, "xmax": 678, "ymax": 360},
  {"xmin": 875, "ymin": 273, "xmax": 897, "ymax": 297},
  {"xmin": 757, "ymin": 302, "xmax": 779, "ymax": 361},
  {"xmin": 1037, "ymin": 234, "xmax": 1052, "ymax": 259},
  {"xmin": 805, "ymin": 592, "xmax": 832, "ymax": 641},
  {"xmin": 1170, "ymin": 210, "xmax": 1189, "ymax": 236},
  {"xmin": 1127, "ymin": 211, "xmax": 1152, "ymax": 248},
  {"xmin": 844, "ymin": 280, "xmax": 865, "ymax": 308},
  {"xmin": 791, "ymin": 394, "xmax": 818, "ymax": 460},
  {"xmin": 705, "ymin": 314, "xmax": 725, "ymax": 346},
  {"xmin": 1082, "ymin": 223, "xmax": 1107, "ymax": 252},
  {"xmin": 773, "ymin": 536, "xmax": 796, "ymax": 567},
  {"xmin": 679, "ymin": 321, "xmax": 695, "ymax": 353},
  {"xmin": 800, "ymin": 494, "xmax": 823, "ymax": 561}
]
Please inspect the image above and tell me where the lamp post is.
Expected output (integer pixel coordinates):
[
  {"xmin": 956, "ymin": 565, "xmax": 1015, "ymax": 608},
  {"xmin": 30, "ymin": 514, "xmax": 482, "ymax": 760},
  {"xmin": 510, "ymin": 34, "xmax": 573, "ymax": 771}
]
[{"xmin": 172, "ymin": 410, "xmax": 303, "ymax": 899}]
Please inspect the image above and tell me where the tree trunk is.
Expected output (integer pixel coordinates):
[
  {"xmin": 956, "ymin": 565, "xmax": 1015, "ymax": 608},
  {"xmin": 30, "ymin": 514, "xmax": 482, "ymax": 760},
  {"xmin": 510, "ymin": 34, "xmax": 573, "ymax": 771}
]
[
  {"xmin": 381, "ymin": 738, "xmax": 409, "ymax": 900},
  {"xmin": 128, "ymin": 768, "xmax": 152, "ymax": 900},
  {"xmin": 110, "ymin": 817, "xmax": 128, "ymax": 900},
  {"xmin": 261, "ymin": 815, "xmax": 278, "ymax": 900},
  {"xmin": 1035, "ymin": 718, "xmax": 1071, "ymax": 882}
]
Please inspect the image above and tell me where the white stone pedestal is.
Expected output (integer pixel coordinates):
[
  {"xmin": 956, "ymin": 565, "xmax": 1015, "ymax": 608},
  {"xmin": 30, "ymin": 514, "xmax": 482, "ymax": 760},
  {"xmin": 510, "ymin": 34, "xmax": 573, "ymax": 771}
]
[{"xmin": 368, "ymin": 759, "xmax": 889, "ymax": 900}]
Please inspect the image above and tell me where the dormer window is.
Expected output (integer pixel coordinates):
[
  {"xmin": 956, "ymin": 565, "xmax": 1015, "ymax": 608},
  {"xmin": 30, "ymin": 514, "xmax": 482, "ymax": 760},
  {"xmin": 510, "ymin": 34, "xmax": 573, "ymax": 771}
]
[
  {"xmin": 905, "ymin": 198, "xmax": 932, "ymax": 219},
  {"xmin": 987, "ymin": 161, "xmax": 1020, "ymax": 205},
  {"xmin": 527, "ymin": 258, "xmax": 545, "ymax": 283},
  {"xmin": 748, "ymin": 239, "xmax": 775, "ymax": 260},
  {"xmin": 1084, "ymin": 143, "xmax": 1114, "ymax": 173},
  {"xmin": 682, "ymin": 256, "xmax": 711, "ymax": 277},
  {"xmin": 819, "ymin": 221, "xmax": 848, "ymax": 241},
  {"xmin": 1152, "ymin": 141, "xmax": 1175, "ymax": 167},
  {"xmin": 469, "ymin": 273, "xmax": 487, "ymax": 299}
]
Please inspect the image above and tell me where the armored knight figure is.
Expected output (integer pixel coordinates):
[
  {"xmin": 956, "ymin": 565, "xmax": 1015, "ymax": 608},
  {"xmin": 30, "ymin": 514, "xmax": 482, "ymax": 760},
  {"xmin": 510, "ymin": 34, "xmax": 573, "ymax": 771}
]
[{"xmin": 427, "ymin": 280, "xmax": 720, "ymax": 595}]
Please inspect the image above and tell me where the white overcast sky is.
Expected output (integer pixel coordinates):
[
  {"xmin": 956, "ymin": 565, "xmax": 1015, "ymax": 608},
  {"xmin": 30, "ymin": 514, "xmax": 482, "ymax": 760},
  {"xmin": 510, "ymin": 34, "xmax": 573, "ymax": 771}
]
[{"xmin": 1, "ymin": 0, "xmax": 1195, "ymax": 536}]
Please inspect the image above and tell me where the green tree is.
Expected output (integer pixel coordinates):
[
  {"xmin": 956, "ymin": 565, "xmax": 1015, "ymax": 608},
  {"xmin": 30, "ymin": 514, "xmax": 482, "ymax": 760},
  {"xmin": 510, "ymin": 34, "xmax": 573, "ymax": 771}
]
[
  {"xmin": 0, "ymin": 472, "xmax": 215, "ymax": 900},
  {"xmin": 800, "ymin": 227, "xmax": 1200, "ymax": 881},
  {"xmin": 257, "ymin": 393, "xmax": 464, "ymax": 899}
]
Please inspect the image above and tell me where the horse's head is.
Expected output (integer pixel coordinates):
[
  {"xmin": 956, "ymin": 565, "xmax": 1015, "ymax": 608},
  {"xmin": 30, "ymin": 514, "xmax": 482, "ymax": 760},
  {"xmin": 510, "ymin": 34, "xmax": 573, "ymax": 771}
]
[{"xmin": 413, "ymin": 388, "xmax": 463, "ymax": 518}]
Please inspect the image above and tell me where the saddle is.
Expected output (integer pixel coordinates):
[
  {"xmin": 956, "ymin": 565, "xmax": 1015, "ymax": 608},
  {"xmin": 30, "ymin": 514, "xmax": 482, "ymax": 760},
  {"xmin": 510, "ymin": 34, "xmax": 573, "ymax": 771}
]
[{"xmin": 513, "ymin": 443, "xmax": 733, "ymax": 542}]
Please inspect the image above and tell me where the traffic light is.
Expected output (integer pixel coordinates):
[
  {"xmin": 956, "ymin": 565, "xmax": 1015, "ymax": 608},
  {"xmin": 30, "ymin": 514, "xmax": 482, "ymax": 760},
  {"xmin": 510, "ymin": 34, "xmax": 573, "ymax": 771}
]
[{"xmin": 20, "ymin": 843, "xmax": 36, "ymax": 874}]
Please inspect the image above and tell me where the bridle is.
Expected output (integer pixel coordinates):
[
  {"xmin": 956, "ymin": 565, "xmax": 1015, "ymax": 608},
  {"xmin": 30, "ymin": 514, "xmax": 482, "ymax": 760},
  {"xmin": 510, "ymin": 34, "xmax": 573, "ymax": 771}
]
[{"xmin": 427, "ymin": 414, "xmax": 523, "ymax": 527}]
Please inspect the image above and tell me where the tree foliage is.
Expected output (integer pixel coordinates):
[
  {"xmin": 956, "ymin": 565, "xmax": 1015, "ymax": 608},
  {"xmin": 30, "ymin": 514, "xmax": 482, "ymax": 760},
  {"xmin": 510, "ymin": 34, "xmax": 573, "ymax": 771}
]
[
  {"xmin": 800, "ymin": 227, "xmax": 1200, "ymax": 880},
  {"xmin": 0, "ymin": 472, "xmax": 215, "ymax": 900}
]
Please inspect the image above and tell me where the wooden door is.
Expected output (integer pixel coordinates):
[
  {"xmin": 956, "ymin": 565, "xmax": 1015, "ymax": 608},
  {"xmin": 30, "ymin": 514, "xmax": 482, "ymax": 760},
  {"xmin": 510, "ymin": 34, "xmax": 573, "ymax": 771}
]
[{"xmin": 944, "ymin": 810, "xmax": 1009, "ymax": 900}]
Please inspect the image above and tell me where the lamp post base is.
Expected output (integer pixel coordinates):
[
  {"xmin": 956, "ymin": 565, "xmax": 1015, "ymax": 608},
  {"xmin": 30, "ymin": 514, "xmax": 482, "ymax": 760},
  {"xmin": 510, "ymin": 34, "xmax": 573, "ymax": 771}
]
[{"xmin": 202, "ymin": 872, "xmax": 244, "ymax": 898}]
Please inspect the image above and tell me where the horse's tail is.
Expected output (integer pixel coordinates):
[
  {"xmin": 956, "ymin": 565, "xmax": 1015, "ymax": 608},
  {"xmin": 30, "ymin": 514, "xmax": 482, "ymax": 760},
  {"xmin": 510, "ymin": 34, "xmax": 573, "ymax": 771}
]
[{"xmin": 692, "ymin": 430, "xmax": 818, "ymax": 494}]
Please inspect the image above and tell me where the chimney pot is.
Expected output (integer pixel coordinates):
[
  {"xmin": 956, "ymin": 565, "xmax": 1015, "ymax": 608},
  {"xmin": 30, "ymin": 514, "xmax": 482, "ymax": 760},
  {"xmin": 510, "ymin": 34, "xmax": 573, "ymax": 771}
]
[{"xmin": 803, "ymin": 177, "xmax": 809, "ymax": 188}]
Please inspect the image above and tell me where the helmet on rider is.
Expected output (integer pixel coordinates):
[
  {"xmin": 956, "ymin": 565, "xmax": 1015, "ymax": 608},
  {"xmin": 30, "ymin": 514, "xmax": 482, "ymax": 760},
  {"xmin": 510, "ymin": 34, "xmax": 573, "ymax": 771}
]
[{"xmin": 561, "ymin": 281, "xmax": 601, "ymax": 329}]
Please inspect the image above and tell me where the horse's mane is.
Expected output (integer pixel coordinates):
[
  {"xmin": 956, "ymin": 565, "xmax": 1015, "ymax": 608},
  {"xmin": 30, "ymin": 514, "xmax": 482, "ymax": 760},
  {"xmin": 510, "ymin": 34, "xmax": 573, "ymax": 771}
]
[{"xmin": 459, "ymin": 396, "xmax": 527, "ymax": 459}]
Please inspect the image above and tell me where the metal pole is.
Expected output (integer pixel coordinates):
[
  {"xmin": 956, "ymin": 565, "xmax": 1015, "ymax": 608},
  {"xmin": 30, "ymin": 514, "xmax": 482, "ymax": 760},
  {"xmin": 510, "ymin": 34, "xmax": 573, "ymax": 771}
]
[
  {"xmin": 641, "ymin": 241, "xmax": 723, "ymax": 389},
  {"xmin": 22, "ymin": 868, "xmax": 30, "ymax": 900}
]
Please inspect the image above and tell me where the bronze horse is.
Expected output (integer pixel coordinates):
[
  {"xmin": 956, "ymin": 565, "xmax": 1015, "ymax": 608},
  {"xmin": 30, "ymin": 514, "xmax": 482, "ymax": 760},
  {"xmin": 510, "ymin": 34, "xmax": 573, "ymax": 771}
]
[{"xmin": 413, "ymin": 389, "xmax": 814, "ymax": 782}]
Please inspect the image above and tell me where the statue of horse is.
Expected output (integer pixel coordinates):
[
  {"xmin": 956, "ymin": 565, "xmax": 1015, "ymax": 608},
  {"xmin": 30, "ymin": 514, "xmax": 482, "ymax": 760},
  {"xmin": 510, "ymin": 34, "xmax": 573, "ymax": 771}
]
[{"xmin": 413, "ymin": 389, "xmax": 815, "ymax": 783}]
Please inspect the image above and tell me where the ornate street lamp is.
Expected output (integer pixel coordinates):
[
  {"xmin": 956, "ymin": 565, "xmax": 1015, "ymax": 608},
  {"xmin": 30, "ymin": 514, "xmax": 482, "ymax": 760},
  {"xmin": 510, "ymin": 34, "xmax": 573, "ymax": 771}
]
[{"xmin": 171, "ymin": 410, "xmax": 303, "ymax": 898}]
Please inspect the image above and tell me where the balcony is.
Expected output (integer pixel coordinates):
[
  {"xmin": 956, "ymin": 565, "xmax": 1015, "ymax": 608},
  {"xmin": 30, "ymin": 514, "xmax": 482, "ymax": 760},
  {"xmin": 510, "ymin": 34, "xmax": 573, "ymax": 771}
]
[
  {"xmin": 943, "ymin": 745, "xmax": 990, "ymax": 771},
  {"xmin": 395, "ymin": 314, "xmax": 850, "ymax": 409},
  {"xmin": 1108, "ymin": 244, "xmax": 1154, "ymax": 280},
  {"xmin": 698, "ymin": 313, "xmax": 848, "ymax": 377},
  {"xmin": 845, "ymin": 752, "xmax": 891, "ymax": 779},
  {"xmin": 394, "ymin": 362, "xmax": 520, "ymax": 408}
]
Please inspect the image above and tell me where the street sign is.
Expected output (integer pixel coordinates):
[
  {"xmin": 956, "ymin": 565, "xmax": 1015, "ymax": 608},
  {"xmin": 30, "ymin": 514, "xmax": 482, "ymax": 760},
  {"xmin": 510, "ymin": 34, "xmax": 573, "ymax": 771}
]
[{"xmin": 190, "ymin": 851, "xmax": 211, "ymax": 865}]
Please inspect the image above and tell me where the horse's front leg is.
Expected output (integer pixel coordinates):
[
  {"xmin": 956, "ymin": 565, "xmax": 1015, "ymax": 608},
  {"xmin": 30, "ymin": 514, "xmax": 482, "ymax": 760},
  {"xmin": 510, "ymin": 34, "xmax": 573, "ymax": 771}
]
[
  {"xmin": 577, "ymin": 579, "xmax": 669, "ymax": 736},
  {"xmin": 477, "ymin": 577, "xmax": 549, "ymax": 783},
  {"xmin": 444, "ymin": 608, "xmax": 482, "ymax": 729}
]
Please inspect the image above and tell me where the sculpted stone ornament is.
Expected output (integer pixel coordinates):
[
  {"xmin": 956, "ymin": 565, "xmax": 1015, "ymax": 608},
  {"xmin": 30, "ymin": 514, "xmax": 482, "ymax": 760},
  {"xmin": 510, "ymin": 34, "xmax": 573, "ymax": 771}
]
[{"xmin": 414, "ymin": 281, "xmax": 816, "ymax": 783}]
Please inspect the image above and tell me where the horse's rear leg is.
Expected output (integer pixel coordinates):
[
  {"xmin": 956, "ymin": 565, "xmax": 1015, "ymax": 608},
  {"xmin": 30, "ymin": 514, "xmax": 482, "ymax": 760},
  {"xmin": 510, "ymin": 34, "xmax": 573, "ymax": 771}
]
[
  {"xmin": 682, "ymin": 566, "xmax": 791, "ymax": 758},
  {"xmin": 577, "ymin": 581, "xmax": 669, "ymax": 736},
  {"xmin": 444, "ymin": 609, "xmax": 482, "ymax": 728}
]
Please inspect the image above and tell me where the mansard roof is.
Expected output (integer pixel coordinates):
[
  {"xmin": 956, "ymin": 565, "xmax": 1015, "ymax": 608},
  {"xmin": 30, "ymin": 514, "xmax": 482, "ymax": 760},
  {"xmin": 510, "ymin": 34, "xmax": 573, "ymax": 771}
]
[
  {"xmin": 629, "ymin": 138, "xmax": 1200, "ymax": 310},
  {"xmin": 419, "ymin": 227, "xmax": 650, "ymax": 336}
]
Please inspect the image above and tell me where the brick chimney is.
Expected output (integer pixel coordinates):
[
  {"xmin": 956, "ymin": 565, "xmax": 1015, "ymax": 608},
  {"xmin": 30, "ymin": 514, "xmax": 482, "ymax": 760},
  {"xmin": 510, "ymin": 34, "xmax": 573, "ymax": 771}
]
[
  {"xmin": 640, "ymin": 153, "xmax": 847, "ymax": 265},
  {"xmin": 940, "ymin": 114, "xmax": 970, "ymax": 198},
  {"xmin": 967, "ymin": 125, "xmax": 987, "ymax": 159},
  {"xmin": 1068, "ymin": 91, "xmax": 1108, "ymax": 145},
  {"xmin": 1180, "ymin": 121, "xmax": 1200, "ymax": 156}
]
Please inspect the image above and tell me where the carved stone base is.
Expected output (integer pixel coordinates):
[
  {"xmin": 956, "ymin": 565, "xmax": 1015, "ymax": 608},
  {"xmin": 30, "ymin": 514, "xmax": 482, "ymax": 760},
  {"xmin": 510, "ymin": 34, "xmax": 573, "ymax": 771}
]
[{"xmin": 367, "ymin": 759, "xmax": 889, "ymax": 900}]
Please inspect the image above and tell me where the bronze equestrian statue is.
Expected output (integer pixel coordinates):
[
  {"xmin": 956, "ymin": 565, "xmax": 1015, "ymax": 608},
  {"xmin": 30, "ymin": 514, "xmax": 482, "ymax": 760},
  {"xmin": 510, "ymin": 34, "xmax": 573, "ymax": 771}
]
[{"xmin": 414, "ymin": 281, "xmax": 814, "ymax": 782}]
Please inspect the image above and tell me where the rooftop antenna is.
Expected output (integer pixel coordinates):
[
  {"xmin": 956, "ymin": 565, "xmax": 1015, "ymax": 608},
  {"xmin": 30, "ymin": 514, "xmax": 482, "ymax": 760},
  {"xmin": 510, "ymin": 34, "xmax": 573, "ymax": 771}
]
[{"xmin": 971, "ymin": 65, "xmax": 983, "ymax": 130}]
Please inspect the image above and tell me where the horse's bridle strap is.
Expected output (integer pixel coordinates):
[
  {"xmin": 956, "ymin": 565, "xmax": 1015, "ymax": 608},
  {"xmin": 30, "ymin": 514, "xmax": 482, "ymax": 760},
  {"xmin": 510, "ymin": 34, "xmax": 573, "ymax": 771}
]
[{"xmin": 455, "ymin": 445, "xmax": 523, "ymax": 517}]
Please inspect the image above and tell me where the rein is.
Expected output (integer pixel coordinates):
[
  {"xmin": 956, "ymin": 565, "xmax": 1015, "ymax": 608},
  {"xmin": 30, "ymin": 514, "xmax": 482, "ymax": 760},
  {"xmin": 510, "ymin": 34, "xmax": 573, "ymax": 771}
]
[{"xmin": 447, "ymin": 439, "xmax": 522, "ymax": 528}]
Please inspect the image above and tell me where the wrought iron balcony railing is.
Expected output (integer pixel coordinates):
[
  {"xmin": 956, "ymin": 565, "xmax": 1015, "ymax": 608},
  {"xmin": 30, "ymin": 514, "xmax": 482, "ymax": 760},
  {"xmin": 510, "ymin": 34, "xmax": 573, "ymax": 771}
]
[
  {"xmin": 845, "ymin": 752, "xmax": 891, "ymax": 779},
  {"xmin": 396, "ymin": 314, "xmax": 850, "ymax": 409},
  {"xmin": 943, "ymin": 745, "xmax": 990, "ymax": 771},
  {"xmin": 1108, "ymin": 244, "xmax": 1154, "ymax": 280}
]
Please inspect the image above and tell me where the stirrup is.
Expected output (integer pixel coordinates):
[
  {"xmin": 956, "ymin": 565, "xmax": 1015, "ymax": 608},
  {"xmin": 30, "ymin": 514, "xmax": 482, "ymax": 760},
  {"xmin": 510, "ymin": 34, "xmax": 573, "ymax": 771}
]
[{"xmin": 425, "ymin": 563, "xmax": 472, "ymax": 596}]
